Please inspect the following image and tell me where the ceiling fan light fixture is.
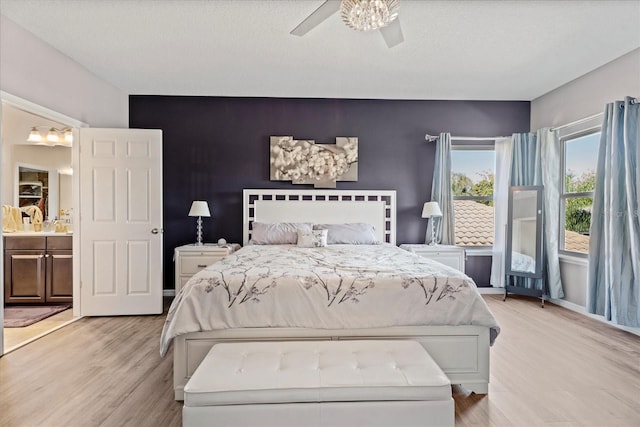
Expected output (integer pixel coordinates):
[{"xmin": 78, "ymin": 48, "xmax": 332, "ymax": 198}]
[{"xmin": 340, "ymin": 0, "xmax": 399, "ymax": 32}]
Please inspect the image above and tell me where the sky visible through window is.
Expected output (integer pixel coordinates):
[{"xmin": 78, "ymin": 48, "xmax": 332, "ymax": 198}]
[
  {"xmin": 452, "ymin": 133, "xmax": 599, "ymax": 184},
  {"xmin": 565, "ymin": 132, "xmax": 599, "ymax": 177},
  {"xmin": 451, "ymin": 150, "xmax": 495, "ymax": 183}
]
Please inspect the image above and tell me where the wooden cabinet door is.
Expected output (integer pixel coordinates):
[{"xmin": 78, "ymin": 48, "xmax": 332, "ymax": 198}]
[
  {"xmin": 4, "ymin": 251, "xmax": 46, "ymax": 303},
  {"xmin": 46, "ymin": 250, "xmax": 73, "ymax": 303}
]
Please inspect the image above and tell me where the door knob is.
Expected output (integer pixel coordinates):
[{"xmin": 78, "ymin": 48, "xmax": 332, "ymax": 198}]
[{"xmin": 151, "ymin": 228, "xmax": 160, "ymax": 234}]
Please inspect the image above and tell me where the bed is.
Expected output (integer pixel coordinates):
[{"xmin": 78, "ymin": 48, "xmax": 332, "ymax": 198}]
[{"xmin": 163, "ymin": 189, "xmax": 500, "ymax": 400}]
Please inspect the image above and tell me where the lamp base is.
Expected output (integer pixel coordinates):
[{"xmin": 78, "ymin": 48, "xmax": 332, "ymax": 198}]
[
  {"xmin": 195, "ymin": 216, "xmax": 204, "ymax": 246},
  {"xmin": 425, "ymin": 218, "xmax": 439, "ymax": 246}
]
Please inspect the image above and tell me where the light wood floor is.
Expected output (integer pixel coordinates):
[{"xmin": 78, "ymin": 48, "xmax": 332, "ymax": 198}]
[
  {"xmin": 3, "ymin": 307, "xmax": 77, "ymax": 351},
  {"xmin": 1, "ymin": 295, "xmax": 639, "ymax": 427}
]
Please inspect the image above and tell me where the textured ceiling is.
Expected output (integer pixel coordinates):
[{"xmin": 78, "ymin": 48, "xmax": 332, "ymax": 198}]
[{"xmin": 1, "ymin": 0, "xmax": 639, "ymax": 100}]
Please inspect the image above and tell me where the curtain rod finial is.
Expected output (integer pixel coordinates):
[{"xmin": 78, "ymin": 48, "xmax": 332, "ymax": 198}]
[{"xmin": 425, "ymin": 134, "xmax": 438, "ymax": 142}]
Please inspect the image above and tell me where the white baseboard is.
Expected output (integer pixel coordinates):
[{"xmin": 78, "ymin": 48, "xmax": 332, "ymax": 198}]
[
  {"xmin": 548, "ymin": 297, "xmax": 640, "ymax": 337},
  {"xmin": 163, "ymin": 289, "xmax": 175, "ymax": 297}
]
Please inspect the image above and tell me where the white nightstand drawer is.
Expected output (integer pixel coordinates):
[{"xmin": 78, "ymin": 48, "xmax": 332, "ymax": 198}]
[
  {"xmin": 422, "ymin": 253, "xmax": 462, "ymax": 271},
  {"xmin": 399, "ymin": 244, "xmax": 466, "ymax": 273},
  {"xmin": 174, "ymin": 244, "xmax": 241, "ymax": 294},
  {"xmin": 180, "ymin": 255, "xmax": 222, "ymax": 275}
]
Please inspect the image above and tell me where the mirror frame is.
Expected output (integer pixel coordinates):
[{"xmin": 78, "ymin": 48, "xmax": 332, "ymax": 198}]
[{"xmin": 505, "ymin": 185, "xmax": 544, "ymax": 279}]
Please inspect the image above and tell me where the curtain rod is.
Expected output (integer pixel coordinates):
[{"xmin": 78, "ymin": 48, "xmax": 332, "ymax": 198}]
[
  {"xmin": 551, "ymin": 97, "xmax": 638, "ymax": 132},
  {"xmin": 424, "ymin": 134, "xmax": 508, "ymax": 142},
  {"xmin": 550, "ymin": 112, "xmax": 603, "ymax": 132}
]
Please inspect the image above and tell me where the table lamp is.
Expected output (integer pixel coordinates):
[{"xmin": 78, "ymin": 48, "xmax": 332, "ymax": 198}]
[
  {"xmin": 188, "ymin": 201, "xmax": 211, "ymax": 246},
  {"xmin": 421, "ymin": 201, "xmax": 442, "ymax": 245}
]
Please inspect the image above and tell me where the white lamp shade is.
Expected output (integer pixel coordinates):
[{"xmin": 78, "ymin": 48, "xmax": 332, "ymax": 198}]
[
  {"xmin": 188, "ymin": 201, "xmax": 211, "ymax": 217},
  {"xmin": 421, "ymin": 201, "xmax": 442, "ymax": 218}
]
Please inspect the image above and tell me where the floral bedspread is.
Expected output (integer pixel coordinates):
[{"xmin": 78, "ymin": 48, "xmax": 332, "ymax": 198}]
[{"xmin": 160, "ymin": 244, "xmax": 500, "ymax": 356}]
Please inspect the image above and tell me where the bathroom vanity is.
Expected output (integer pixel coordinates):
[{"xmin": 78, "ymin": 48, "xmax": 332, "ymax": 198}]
[{"xmin": 4, "ymin": 233, "xmax": 73, "ymax": 304}]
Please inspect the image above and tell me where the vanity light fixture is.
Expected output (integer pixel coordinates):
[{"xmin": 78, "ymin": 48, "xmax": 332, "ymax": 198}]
[
  {"xmin": 63, "ymin": 129, "xmax": 73, "ymax": 143},
  {"xmin": 27, "ymin": 126, "xmax": 73, "ymax": 147},
  {"xmin": 27, "ymin": 127, "xmax": 43, "ymax": 142},
  {"xmin": 46, "ymin": 128, "xmax": 59, "ymax": 143}
]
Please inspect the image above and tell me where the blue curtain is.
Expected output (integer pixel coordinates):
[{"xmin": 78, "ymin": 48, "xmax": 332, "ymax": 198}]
[
  {"xmin": 511, "ymin": 133, "xmax": 538, "ymax": 186},
  {"xmin": 587, "ymin": 96, "xmax": 639, "ymax": 327},
  {"xmin": 430, "ymin": 132, "xmax": 455, "ymax": 245},
  {"xmin": 509, "ymin": 130, "xmax": 564, "ymax": 299}
]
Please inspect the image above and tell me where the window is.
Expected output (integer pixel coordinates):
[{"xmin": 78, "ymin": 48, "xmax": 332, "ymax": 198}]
[
  {"xmin": 450, "ymin": 146, "xmax": 495, "ymax": 247},
  {"xmin": 560, "ymin": 131, "xmax": 599, "ymax": 255}
]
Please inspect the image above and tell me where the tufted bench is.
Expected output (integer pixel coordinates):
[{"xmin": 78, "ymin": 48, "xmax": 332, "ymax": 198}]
[{"xmin": 182, "ymin": 340, "xmax": 454, "ymax": 427}]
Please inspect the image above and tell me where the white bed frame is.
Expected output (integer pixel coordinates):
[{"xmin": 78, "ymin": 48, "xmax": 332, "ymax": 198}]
[{"xmin": 172, "ymin": 189, "xmax": 490, "ymax": 400}]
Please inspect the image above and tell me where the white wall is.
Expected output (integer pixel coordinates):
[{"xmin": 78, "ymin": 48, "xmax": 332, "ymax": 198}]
[
  {"xmin": 0, "ymin": 16, "xmax": 128, "ymax": 352},
  {"xmin": 0, "ymin": 14, "xmax": 128, "ymax": 128},
  {"xmin": 531, "ymin": 48, "xmax": 640, "ymax": 129},
  {"xmin": 531, "ymin": 48, "xmax": 639, "ymax": 333}
]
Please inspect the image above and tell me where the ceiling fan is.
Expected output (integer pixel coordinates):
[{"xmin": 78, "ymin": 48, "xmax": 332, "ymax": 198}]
[{"xmin": 291, "ymin": 0, "xmax": 404, "ymax": 48}]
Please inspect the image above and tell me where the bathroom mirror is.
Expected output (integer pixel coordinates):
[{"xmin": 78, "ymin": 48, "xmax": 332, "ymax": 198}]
[
  {"xmin": 14, "ymin": 163, "xmax": 59, "ymax": 221},
  {"xmin": 505, "ymin": 186, "xmax": 543, "ymax": 278}
]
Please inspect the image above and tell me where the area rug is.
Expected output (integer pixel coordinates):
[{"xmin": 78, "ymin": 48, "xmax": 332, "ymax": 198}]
[{"xmin": 3, "ymin": 304, "xmax": 72, "ymax": 328}]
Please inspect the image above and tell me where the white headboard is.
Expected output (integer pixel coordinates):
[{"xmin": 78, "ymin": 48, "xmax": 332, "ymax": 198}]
[{"xmin": 243, "ymin": 189, "xmax": 396, "ymax": 246}]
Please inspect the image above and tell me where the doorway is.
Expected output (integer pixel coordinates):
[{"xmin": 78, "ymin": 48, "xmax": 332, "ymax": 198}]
[{"xmin": 1, "ymin": 93, "xmax": 85, "ymax": 355}]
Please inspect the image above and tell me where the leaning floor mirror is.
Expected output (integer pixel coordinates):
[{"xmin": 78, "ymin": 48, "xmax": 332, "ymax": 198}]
[{"xmin": 504, "ymin": 185, "xmax": 547, "ymax": 306}]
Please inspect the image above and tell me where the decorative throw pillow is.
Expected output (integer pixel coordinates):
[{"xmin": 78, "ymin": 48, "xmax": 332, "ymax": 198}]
[
  {"xmin": 250, "ymin": 222, "xmax": 312, "ymax": 245},
  {"xmin": 297, "ymin": 228, "xmax": 328, "ymax": 248},
  {"xmin": 313, "ymin": 223, "xmax": 379, "ymax": 245}
]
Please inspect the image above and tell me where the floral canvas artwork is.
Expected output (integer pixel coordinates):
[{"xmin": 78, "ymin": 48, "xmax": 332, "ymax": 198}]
[{"xmin": 270, "ymin": 136, "xmax": 358, "ymax": 188}]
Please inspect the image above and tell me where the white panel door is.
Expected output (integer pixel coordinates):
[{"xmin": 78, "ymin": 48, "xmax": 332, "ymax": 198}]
[{"xmin": 79, "ymin": 128, "xmax": 163, "ymax": 315}]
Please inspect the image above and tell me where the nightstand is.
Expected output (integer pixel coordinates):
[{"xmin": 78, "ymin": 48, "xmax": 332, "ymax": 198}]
[
  {"xmin": 399, "ymin": 244, "xmax": 466, "ymax": 273},
  {"xmin": 174, "ymin": 243, "xmax": 241, "ymax": 293}
]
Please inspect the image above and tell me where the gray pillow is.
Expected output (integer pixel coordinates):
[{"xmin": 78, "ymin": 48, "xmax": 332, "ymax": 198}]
[
  {"xmin": 313, "ymin": 223, "xmax": 379, "ymax": 245},
  {"xmin": 250, "ymin": 222, "xmax": 312, "ymax": 245}
]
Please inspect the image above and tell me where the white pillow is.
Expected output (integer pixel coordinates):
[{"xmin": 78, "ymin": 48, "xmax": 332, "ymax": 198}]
[
  {"xmin": 297, "ymin": 229, "xmax": 328, "ymax": 248},
  {"xmin": 313, "ymin": 223, "xmax": 379, "ymax": 245},
  {"xmin": 250, "ymin": 222, "xmax": 312, "ymax": 245}
]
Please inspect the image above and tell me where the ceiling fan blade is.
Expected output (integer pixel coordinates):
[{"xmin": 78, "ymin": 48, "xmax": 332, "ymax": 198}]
[
  {"xmin": 290, "ymin": 0, "xmax": 341, "ymax": 36},
  {"xmin": 380, "ymin": 18, "xmax": 404, "ymax": 48}
]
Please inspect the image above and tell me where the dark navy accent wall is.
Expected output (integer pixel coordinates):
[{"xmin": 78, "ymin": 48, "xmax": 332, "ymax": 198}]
[{"xmin": 129, "ymin": 96, "xmax": 530, "ymax": 289}]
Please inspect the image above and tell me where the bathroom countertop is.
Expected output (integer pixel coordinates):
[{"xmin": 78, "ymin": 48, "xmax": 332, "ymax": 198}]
[{"xmin": 3, "ymin": 231, "xmax": 73, "ymax": 237}]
